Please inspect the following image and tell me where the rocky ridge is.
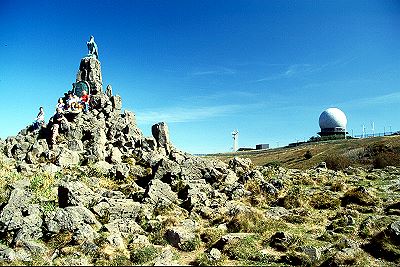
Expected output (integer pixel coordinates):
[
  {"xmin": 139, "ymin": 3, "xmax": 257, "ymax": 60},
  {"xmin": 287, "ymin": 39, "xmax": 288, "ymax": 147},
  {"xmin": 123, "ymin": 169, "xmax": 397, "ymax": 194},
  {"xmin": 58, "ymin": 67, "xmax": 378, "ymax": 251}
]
[{"xmin": 0, "ymin": 52, "xmax": 399, "ymax": 266}]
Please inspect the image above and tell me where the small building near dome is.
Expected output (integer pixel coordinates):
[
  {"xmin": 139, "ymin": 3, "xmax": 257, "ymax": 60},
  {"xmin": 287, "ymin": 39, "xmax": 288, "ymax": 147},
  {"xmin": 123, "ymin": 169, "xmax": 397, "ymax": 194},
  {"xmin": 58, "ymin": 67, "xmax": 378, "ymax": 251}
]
[{"xmin": 318, "ymin": 107, "xmax": 347, "ymax": 137}]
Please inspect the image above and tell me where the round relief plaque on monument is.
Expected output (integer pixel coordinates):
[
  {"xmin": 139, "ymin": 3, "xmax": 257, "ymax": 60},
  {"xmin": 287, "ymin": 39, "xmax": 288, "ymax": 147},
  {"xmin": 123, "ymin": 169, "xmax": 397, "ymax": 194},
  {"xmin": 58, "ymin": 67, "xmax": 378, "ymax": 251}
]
[{"xmin": 73, "ymin": 81, "xmax": 90, "ymax": 97}]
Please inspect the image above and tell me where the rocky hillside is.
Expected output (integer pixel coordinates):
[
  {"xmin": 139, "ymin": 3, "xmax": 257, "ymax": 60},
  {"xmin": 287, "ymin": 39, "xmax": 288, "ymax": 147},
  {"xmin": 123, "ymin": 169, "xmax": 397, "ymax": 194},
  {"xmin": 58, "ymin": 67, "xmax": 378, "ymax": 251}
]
[
  {"xmin": 207, "ymin": 135, "xmax": 400, "ymax": 170},
  {"xmin": 0, "ymin": 50, "xmax": 399, "ymax": 266}
]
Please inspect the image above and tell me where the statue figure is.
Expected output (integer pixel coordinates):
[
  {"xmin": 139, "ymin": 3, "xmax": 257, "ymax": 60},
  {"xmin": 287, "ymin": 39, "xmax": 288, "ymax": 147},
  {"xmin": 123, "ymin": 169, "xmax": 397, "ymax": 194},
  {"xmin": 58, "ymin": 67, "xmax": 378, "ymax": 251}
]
[{"xmin": 87, "ymin": 35, "xmax": 99, "ymax": 59}]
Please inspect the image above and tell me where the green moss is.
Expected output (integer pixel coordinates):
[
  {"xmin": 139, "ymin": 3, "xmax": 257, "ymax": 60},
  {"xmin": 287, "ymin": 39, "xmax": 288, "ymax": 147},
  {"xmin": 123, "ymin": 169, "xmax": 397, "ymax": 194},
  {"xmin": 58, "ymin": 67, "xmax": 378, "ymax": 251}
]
[
  {"xmin": 201, "ymin": 228, "xmax": 225, "ymax": 247},
  {"xmin": 227, "ymin": 209, "xmax": 270, "ymax": 234},
  {"xmin": 280, "ymin": 186, "xmax": 309, "ymax": 209},
  {"xmin": 342, "ymin": 186, "xmax": 379, "ymax": 207},
  {"xmin": 195, "ymin": 252, "xmax": 227, "ymax": 266},
  {"xmin": 180, "ymin": 235, "xmax": 201, "ymax": 252},
  {"xmin": 224, "ymin": 235, "xmax": 268, "ymax": 263},
  {"xmin": 309, "ymin": 191, "xmax": 340, "ymax": 210}
]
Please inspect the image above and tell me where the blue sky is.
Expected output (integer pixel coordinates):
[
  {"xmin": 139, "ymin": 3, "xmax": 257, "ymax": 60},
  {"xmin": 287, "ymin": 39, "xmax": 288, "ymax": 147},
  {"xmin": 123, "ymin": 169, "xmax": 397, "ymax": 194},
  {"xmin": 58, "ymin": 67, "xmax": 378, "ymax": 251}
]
[{"xmin": 1, "ymin": 0, "xmax": 399, "ymax": 154}]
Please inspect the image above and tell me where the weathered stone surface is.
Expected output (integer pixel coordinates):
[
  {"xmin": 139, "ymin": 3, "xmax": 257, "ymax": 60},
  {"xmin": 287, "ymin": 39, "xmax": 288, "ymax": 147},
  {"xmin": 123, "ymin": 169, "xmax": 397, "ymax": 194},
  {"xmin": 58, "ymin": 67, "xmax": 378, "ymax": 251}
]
[
  {"xmin": 111, "ymin": 95, "xmax": 122, "ymax": 111},
  {"xmin": 0, "ymin": 188, "xmax": 43, "ymax": 243},
  {"xmin": 76, "ymin": 56, "xmax": 103, "ymax": 93},
  {"xmin": 26, "ymin": 139, "xmax": 48, "ymax": 163},
  {"xmin": 41, "ymin": 163, "xmax": 61, "ymax": 174},
  {"xmin": 110, "ymin": 163, "xmax": 130, "ymax": 180},
  {"xmin": 165, "ymin": 227, "xmax": 198, "ymax": 251},
  {"xmin": 152, "ymin": 122, "xmax": 170, "ymax": 148},
  {"xmin": 56, "ymin": 148, "xmax": 80, "ymax": 167},
  {"xmin": 213, "ymin": 233, "xmax": 256, "ymax": 250},
  {"xmin": 67, "ymin": 139, "xmax": 83, "ymax": 151},
  {"xmin": 153, "ymin": 247, "xmax": 179, "ymax": 266},
  {"xmin": 104, "ymin": 218, "xmax": 144, "ymax": 237},
  {"xmin": 92, "ymin": 198, "xmax": 141, "ymax": 220},
  {"xmin": 106, "ymin": 84, "xmax": 113, "ymax": 97},
  {"xmin": 228, "ymin": 157, "xmax": 253, "ymax": 175},
  {"xmin": 93, "ymin": 160, "xmax": 113, "ymax": 174},
  {"xmin": 110, "ymin": 147, "xmax": 122, "ymax": 164},
  {"xmin": 144, "ymin": 179, "xmax": 179, "ymax": 207},
  {"xmin": 58, "ymin": 181, "xmax": 99, "ymax": 208},
  {"xmin": 0, "ymin": 245, "xmax": 16, "ymax": 262}
]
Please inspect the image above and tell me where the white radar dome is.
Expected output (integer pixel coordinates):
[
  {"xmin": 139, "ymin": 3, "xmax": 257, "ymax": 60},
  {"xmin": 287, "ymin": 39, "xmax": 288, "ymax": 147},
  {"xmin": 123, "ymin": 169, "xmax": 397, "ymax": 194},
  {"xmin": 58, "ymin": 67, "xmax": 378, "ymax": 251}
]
[{"xmin": 319, "ymin": 107, "xmax": 347, "ymax": 130}]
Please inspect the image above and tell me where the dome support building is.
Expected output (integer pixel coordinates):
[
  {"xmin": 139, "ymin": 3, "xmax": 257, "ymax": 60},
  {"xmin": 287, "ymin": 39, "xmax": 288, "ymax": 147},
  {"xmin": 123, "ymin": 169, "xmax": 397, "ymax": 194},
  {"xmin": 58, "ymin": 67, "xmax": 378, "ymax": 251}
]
[{"xmin": 318, "ymin": 107, "xmax": 348, "ymax": 138}]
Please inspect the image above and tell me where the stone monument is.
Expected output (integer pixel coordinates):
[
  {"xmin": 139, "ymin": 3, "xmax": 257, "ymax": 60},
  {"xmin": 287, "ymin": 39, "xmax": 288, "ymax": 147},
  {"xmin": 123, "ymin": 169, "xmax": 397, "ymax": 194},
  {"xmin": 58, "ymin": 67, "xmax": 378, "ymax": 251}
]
[{"xmin": 76, "ymin": 36, "xmax": 103, "ymax": 94}]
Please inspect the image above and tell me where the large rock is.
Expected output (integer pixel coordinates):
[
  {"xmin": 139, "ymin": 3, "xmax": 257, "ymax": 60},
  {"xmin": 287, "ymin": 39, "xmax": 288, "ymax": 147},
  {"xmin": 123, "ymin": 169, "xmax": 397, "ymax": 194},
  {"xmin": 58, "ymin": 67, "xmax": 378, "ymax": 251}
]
[
  {"xmin": 0, "ymin": 188, "xmax": 43, "ymax": 243},
  {"xmin": 67, "ymin": 139, "xmax": 83, "ymax": 151},
  {"xmin": 92, "ymin": 198, "xmax": 141, "ymax": 220},
  {"xmin": 111, "ymin": 95, "xmax": 122, "ymax": 111},
  {"xmin": 143, "ymin": 179, "xmax": 180, "ymax": 208},
  {"xmin": 76, "ymin": 56, "xmax": 103, "ymax": 93},
  {"xmin": 58, "ymin": 181, "xmax": 99, "ymax": 208},
  {"xmin": 56, "ymin": 148, "xmax": 80, "ymax": 167},
  {"xmin": 228, "ymin": 157, "xmax": 253, "ymax": 176},
  {"xmin": 104, "ymin": 218, "xmax": 144, "ymax": 238},
  {"xmin": 26, "ymin": 139, "xmax": 48, "ymax": 164},
  {"xmin": 110, "ymin": 147, "xmax": 123, "ymax": 164},
  {"xmin": 152, "ymin": 122, "xmax": 170, "ymax": 149},
  {"xmin": 165, "ymin": 219, "xmax": 200, "ymax": 251},
  {"xmin": 45, "ymin": 206, "xmax": 100, "ymax": 244}
]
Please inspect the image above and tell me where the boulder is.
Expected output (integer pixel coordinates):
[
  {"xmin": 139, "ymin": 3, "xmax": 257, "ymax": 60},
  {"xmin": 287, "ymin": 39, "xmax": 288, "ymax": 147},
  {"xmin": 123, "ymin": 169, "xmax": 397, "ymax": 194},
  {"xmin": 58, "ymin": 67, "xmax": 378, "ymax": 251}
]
[
  {"xmin": 110, "ymin": 147, "xmax": 123, "ymax": 164},
  {"xmin": 92, "ymin": 198, "xmax": 141, "ymax": 220},
  {"xmin": 111, "ymin": 163, "xmax": 130, "ymax": 180},
  {"xmin": 228, "ymin": 157, "xmax": 253, "ymax": 175},
  {"xmin": 153, "ymin": 247, "xmax": 179, "ymax": 266},
  {"xmin": 0, "ymin": 188, "xmax": 43, "ymax": 243},
  {"xmin": 104, "ymin": 218, "xmax": 144, "ymax": 237},
  {"xmin": 67, "ymin": 139, "xmax": 83, "ymax": 151},
  {"xmin": 0, "ymin": 245, "xmax": 16, "ymax": 262},
  {"xmin": 58, "ymin": 181, "xmax": 99, "ymax": 208},
  {"xmin": 213, "ymin": 233, "xmax": 256, "ymax": 250},
  {"xmin": 111, "ymin": 95, "xmax": 122, "ymax": 111},
  {"xmin": 144, "ymin": 179, "xmax": 180, "ymax": 208},
  {"xmin": 152, "ymin": 122, "xmax": 170, "ymax": 148},
  {"xmin": 56, "ymin": 148, "xmax": 80, "ymax": 167},
  {"xmin": 165, "ymin": 225, "xmax": 199, "ymax": 251}
]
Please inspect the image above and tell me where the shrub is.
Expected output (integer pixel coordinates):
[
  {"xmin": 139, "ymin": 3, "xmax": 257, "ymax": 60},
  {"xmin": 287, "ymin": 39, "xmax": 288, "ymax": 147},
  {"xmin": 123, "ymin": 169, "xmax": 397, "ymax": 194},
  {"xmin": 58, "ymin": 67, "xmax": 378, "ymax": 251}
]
[
  {"xmin": 309, "ymin": 191, "xmax": 340, "ymax": 210},
  {"xmin": 196, "ymin": 251, "xmax": 227, "ymax": 266},
  {"xmin": 304, "ymin": 150, "xmax": 313, "ymax": 159},
  {"xmin": 224, "ymin": 235, "xmax": 268, "ymax": 263},
  {"xmin": 324, "ymin": 153, "xmax": 351, "ymax": 171},
  {"xmin": 180, "ymin": 235, "xmax": 201, "ymax": 252},
  {"xmin": 201, "ymin": 228, "xmax": 224, "ymax": 247},
  {"xmin": 264, "ymin": 161, "xmax": 281, "ymax": 168},
  {"xmin": 130, "ymin": 245, "xmax": 160, "ymax": 264},
  {"xmin": 227, "ymin": 210, "xmax": 269, "ymax": 233},
  {"xmin": 373, "ymin": 151, "xmax": 400, "ymax": 169},
  {"xmin": 280, "ymin": 186, "xmax": 308, "ymax": 209}
]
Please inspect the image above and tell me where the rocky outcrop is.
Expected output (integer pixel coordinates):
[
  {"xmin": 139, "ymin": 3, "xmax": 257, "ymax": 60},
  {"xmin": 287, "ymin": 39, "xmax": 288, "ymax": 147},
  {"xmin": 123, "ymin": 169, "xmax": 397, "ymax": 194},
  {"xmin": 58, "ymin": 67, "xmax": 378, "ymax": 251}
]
[{"xmin": 76, "ymin": 57, "xmax": 103, "ymax": 93}]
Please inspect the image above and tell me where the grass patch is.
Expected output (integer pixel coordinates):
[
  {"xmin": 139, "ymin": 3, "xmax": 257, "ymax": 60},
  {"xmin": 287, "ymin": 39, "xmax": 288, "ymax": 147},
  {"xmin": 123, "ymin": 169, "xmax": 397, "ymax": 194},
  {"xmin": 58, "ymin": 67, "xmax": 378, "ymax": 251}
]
[
  {"xmin": 309, "ymin": 191, "xmax": 340, "ymax": 210},
  {"xmin": 227, "ymin": 209, "xmax": 270, "ymax": 233},
  {"xmin": 200, "ymin": 227, "xmax": 225, "ymax": 247},
  {"xmin": 224, "ymin": 235, "xmax": 269, "ymax": 263},
  {"xmin": 130, "ymin": 245, "xmax": 160, "ymax": 264}
]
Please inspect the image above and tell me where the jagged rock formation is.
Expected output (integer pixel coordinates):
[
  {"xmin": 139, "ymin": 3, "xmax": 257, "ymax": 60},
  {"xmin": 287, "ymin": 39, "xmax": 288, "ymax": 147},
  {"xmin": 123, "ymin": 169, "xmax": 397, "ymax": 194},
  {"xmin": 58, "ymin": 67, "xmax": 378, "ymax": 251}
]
[
  {"xmin": 76, "ymin": 56, "xmax": 103, "ymax": 94},
  {"xmin": 0, "ymin": 45, "xmax": 247, "ymax": 265}
]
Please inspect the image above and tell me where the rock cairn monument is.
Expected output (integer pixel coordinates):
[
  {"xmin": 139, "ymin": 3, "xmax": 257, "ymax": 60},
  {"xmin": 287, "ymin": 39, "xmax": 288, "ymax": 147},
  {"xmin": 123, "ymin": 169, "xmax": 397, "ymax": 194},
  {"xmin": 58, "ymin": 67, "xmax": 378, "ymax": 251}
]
[{"xmin": 77, "ymin": 36, "xmax": 102, "ymax": 94}]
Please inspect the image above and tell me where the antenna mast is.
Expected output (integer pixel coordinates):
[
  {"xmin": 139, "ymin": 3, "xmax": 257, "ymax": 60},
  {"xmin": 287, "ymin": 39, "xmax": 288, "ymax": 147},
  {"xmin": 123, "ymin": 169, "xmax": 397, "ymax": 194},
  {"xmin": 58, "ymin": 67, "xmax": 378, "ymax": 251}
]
[{"xmin": 232, "ymin": 129, "xmax": 239, "ymax": 152}]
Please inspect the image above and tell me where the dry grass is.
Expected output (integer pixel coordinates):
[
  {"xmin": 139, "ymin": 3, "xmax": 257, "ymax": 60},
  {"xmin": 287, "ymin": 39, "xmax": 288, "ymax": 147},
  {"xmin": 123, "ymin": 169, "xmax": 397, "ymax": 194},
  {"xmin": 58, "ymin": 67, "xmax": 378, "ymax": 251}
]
[{"xmin": 205, "ymin": 135, "xmax": 400, "ymax": 169}]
